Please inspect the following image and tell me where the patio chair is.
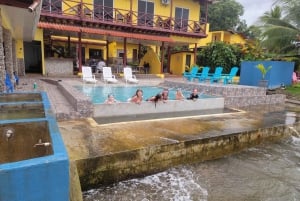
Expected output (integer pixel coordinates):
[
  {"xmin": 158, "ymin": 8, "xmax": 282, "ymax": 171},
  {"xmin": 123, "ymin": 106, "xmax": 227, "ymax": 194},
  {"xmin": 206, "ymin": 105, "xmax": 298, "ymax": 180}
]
[
  {"xmin": 208, "ymin": 67, "xmax": 223, "ymax": 83},
  {"xmin": 292, "ymin": 72, "xmax": 300, "ymax": 84},
  {"xmin": 102, "ymin": 67, "xmax": 118, "ymax": 83},
  {"xmin": 82, "ymin": 66, "xmax": 97, "ymax": 84},
  {"xmin": 183, "ymin": 66, "xmax": 199, "ymax": 81},
  {"xmin": 123, "ymin": 67, "xmax": 138, "ymax": 84},
  {"xmin": 223, "ymin": 67, "xmax": 239, "ymax": 84},
  {"xmin": 194, "ymin": 66, "xmax": 210, "ymax": 82}
]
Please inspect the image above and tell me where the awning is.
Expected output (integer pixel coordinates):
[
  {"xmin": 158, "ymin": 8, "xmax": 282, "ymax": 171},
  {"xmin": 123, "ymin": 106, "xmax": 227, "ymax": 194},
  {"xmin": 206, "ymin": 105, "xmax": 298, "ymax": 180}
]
[{"xmin": 38, "ymin": 22, "xmax": 174, "ymax": 43}]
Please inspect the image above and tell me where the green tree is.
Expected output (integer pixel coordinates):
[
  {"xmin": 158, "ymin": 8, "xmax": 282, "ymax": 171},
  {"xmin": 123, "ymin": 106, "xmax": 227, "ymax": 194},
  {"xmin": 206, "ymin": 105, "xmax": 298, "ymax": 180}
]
[
  {"xmin": 208, "ymin": 0, "xmax": 244, "ymax": 31},
  {"xmin": 258, "ymin": 2, "xmax": 300, "ymax": 55},
  {"xmin": 197, "ymin": 42, "xmax": 242, "ymax": 73}
]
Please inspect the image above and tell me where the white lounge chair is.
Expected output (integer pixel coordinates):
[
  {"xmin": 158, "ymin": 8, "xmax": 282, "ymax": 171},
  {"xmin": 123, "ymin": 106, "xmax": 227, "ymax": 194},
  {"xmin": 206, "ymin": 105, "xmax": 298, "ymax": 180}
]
[
  {"xmin": 82, "ymin": 66, "xmax": 97, "ymax": 83},
  {"xmin": 123, "ymin": 67, "xmax": 139, "ymax": 84},
  {"xmin": 102, "ymin": 67, "xmax": 118, "ymax": 83}
]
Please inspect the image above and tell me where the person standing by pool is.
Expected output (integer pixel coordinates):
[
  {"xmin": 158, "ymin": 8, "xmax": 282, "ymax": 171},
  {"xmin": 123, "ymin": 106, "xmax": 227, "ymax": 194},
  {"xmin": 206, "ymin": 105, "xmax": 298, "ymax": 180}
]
[
  {"xmin": 175, "ymin": 88, "xmax": 185, "ymax": 100},
  {"xmin": 187, "ymin": 88, "xmax": 199, "ymax": 101},
  {"xmin": 104, "ymin": 94, "xmax": 118, "ymax": 104},
  {"xmin": 129, "ymin": 89, "xmax": 143, "ymax": 104}
]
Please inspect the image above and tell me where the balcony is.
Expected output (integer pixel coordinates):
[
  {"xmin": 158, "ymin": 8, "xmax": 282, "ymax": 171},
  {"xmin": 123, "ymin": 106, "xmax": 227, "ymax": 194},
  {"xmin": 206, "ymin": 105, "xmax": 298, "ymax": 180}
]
[{"xmin": 40, "ymin": 0, "xmax": 207, "ymax": 38}]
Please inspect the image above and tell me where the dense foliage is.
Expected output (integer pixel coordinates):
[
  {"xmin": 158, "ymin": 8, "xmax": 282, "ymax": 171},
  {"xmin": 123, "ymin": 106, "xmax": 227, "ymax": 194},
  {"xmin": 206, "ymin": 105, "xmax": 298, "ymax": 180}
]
[{"xmin": 197, "ymin": 42, "xmax": 242, "ymax": 73}]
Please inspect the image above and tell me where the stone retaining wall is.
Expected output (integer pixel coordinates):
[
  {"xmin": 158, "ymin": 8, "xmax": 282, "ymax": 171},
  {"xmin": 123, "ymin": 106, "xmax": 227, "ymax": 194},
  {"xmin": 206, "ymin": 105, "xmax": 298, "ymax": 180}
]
[
  {"xmin": 163, "ymin": 81, "xmax": 286, "ymax": 108},
  {"xmin": 57, "ymin": 81, "xmax": 93, "ymax": 118}
]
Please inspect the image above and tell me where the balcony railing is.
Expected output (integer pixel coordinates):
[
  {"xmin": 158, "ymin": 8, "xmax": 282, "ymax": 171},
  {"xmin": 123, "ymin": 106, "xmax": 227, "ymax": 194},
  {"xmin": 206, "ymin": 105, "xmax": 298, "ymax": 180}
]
[{"xmin": 41, "ymin": 0, "xmax": 206, "ymax": 36}]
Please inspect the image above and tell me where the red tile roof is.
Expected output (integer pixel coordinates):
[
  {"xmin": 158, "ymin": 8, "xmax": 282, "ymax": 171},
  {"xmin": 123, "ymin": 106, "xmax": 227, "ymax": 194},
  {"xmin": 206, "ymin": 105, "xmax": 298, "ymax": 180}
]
[{"xmin": 38, "ymin": 22, "xmax": 173, "ymax": 43}]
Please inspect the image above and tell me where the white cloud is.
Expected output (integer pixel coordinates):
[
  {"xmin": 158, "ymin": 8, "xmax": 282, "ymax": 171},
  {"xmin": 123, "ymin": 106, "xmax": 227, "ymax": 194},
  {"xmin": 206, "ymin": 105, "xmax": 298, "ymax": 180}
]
[{"xmin": 236, "ymin": 0, "xmax": 274, "ymax": 25}]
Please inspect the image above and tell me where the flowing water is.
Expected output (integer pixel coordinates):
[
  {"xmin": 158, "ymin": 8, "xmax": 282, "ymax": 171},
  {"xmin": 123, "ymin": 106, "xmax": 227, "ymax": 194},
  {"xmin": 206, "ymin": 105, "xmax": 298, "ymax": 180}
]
[{"xmin": 83, "ymin": 135, "xmax": 300, "ymax": 201}]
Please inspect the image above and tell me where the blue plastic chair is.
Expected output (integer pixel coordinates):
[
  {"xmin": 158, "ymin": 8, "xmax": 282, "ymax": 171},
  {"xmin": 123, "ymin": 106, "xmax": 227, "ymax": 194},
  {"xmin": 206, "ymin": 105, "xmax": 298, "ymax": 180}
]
[
  {"xmin": 194, "ymin": 67, "xmax": 210, "ymax": 82},
  {"xmin": 209, "ymin": 67, "xmax": 223, "ymax": 83},
  {"xmin": 183, "ymin": 66, "xmax": 199, "ymax": 81},
  {"xmin": 223, "ymin": 67, "xmax": 239, "ymax": 84},
  {"xmin": 5, "ymin": 72, "xmax": 13, "ymax": 93}
]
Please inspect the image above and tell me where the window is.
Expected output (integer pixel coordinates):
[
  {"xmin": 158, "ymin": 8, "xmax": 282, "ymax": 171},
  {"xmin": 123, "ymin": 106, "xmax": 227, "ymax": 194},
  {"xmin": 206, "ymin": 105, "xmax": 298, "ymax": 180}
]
[
  {"xmin": 138, "ymin": 0, "xmax": 154, "ymax": 26},
  {"xmin": 175, "ymin": 7, "xmax": 189, "ymax": 31},
  {"xmin": 42, "ymin": 0, "xmax": 62, "ymax": 13},
  {"xmin": 89, "ymin": 49, "xmax": 103, "ymax": 59},
  {"xmin": 117, "ymin": 49, "xmax": 124, "ymax": 58},
  {"xmin": 94, "ymin": 0, "xmax": 113, "ymax": 20}
]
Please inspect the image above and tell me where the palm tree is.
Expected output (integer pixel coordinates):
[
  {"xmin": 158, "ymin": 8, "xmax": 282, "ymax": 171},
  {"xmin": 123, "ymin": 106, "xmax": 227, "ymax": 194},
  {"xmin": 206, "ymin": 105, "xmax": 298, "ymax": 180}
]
[{"xmin": 258, "ymin": 2, "xmax": 300, "ymax": 55}]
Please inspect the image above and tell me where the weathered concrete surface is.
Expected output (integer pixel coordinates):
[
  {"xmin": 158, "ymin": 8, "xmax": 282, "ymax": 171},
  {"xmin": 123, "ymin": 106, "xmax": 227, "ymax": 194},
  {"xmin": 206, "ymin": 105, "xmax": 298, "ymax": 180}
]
[{"xmin": 58, "ymin": 103, "xmax": 300, "ymax": 192}]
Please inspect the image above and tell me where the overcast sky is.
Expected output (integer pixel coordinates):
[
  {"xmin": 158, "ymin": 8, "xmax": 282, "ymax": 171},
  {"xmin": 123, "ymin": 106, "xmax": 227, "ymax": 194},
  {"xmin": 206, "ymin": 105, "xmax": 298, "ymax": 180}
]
[{"xmin": 236, "ymin": 0, "xmax": 274, "ymax": 25}]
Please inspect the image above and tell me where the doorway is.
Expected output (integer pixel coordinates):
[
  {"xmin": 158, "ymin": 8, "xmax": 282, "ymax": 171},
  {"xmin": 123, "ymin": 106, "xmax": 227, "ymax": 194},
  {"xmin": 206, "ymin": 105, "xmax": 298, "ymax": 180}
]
[{"xmin": 24, "ymin": 41, "xmax": 42, "ymax": 74}]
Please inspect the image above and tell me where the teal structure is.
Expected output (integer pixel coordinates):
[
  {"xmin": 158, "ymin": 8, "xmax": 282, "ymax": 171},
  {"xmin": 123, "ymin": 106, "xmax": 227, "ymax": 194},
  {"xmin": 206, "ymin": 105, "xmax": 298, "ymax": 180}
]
[{"xmin": 0, "ymin": 92, "xmax": 69, "ymax": 201}]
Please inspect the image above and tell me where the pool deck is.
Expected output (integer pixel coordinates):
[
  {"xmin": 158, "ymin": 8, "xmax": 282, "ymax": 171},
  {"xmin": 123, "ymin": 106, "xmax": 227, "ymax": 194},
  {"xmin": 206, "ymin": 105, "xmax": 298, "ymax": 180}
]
[{"xmin": 13, "ymin": 74, "xmax": 300, "ymax": 198}]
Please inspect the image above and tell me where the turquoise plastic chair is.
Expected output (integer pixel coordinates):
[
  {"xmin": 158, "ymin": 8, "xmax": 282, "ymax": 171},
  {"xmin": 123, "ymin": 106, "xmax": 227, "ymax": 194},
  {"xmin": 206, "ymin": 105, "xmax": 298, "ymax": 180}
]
[
  {"xmin": 209, "ymin": 67, "xmax": 223, "ymax": 83},
  {"xmin": 183, "ymin": 66, "xmax": 199, "ymax": 81},
  {"xmin": 223, "ymin": 67, "xmax": 239, "ymax": 84},
  {"xmin": 195, "ymin": 67, "xmax": 210, "ymax": 82}
]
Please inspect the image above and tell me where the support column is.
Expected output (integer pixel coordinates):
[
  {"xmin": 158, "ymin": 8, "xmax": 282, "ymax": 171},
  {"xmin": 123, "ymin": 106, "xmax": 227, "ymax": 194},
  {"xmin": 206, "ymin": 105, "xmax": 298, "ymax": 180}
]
[
  {"xmin": 194, "ymin": 43, "xmax": 197, "ymax": 64},
  {"xmin": 0, "ymin": 9, "xmax": 5, "ymax": 92},
  {"xmin": 123, "ymin": 37, "xmax": 127, "ymax": 66},
  {"xmin": 161, "ymin": 42, "xmax": 165, "ymax": 73},
  {"xmin": 3, "ymin": 29, "xmax": 14, "ymax": 81},
  {"xmin": 67, "ymin": 35, "xmax": 71, "ymax": 57},
  {"xmin": 78, "ymin": 31, "xmax": 82, "ymax": 73},
  {"xmin": 167, "ymin": 46, "xmax": 171, "ymax": 73},
  {"xmin": 138, "ymin": 43, "xmax": 141, "ymax": 63},
  {"xmin": 106, "ymin": 40, "xmax": 109, "ymax": 63}
]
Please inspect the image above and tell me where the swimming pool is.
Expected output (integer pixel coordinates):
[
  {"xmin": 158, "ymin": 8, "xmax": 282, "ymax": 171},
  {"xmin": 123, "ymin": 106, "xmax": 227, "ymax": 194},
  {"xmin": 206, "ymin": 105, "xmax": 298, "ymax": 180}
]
[{"xmin": 74, "ymin": 85, "xmax": 211, "ymax": 104}]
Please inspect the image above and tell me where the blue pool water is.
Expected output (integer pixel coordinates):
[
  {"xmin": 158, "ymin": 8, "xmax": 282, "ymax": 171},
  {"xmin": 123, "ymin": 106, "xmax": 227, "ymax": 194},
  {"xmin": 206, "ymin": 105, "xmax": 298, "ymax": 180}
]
[{"xmin": 74, "ymin": 86, "xmax": 209, "ymax": 104}]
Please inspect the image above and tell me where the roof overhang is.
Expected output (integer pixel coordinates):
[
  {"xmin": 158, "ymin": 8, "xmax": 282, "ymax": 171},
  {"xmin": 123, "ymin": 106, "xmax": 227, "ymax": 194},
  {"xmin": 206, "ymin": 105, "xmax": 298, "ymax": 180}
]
[
  {"xmin": 0, "ymin": 1, "xmax": 41, "ymax": 41},
  {"xmin": 38, "ymin": 22, "xmax": 175, "ymax": 46}
]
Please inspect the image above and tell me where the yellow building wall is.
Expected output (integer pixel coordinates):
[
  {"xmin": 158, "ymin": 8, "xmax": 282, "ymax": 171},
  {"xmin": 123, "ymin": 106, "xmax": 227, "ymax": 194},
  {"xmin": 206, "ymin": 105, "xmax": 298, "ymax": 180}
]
[
  {"xmin": 170, "ymin": 52, "xmax": 195, "ymax": 75},
  {"xmin": 34, "ymin": 28, "xmax": 45, "ymax": 75},
  {"xmin": 230, "ymin": 34, "xmax": 246, "ymax": 45},
  {"xmin": 140, "ymin": 47, "xmax": 161, "ymax": 74},
  {"xmin": 16, "ymin": 40, "xmax": 24, "ymax": 59}
]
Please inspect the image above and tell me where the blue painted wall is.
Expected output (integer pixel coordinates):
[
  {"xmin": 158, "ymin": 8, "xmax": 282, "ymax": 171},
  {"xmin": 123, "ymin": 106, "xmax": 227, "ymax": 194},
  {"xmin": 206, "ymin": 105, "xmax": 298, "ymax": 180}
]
[
  {"xmin": 0, "ymin": 92, "xmax": 69, "ymax": 201},
  {"xmin": 239, "ymin": 61, "xmax": 295, "ymax": 89}
]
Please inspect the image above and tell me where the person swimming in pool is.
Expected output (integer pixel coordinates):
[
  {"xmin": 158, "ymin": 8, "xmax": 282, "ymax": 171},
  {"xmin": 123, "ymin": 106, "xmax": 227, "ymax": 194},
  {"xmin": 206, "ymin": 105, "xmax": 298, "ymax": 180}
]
[
  {"xmin": 187, "ymin": 88, "xmax": 199, "ymax": 101},
  {"xmin": 175, "ymin": 88, "xmax": 185, "ymax": 100},
  {"xmin": 161, "ymin": 88, "xmax": 169, "ymax": 102},
  {"xmin": 128, "ymin": 89, "xmax": 143, "ymax": 104},
  {"xmin": 104, "ymin": 94, "xmax": 118, "ymax": 104},
  {"xmin": 146, "ymin": 93, "xmax": 162, "ymax": 107}
]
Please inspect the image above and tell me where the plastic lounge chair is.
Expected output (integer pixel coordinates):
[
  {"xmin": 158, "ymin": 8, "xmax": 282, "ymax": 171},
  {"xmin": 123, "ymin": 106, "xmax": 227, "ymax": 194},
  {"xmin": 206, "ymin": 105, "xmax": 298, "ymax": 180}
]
[
  {"xmin": 183, "ymin": 66, "xmax": 199, "ymax": 81},
  {"xmin": 82, "ymin": 66, "xmax": 97, "ymax": 84},
  {"xmin": 102, "ymin": 67, "xmax": 118, "ymax": 83},
  {"xmin": 292, "ymin": 72, "xmax": 300, "ymax": 84},
  {"xmin": 208, "ymin": 67, "xmax": 223, "ymax": 83},
  {"xmin": 5, "ymin": 72, "xmax": 13, "ymax": 93},
  {"xmin": 123, "ymin": 67, "xmax": 138, "ymax": 84},
  {"xmin": 194, "ymin": 66, "xmax": 210, "ymax": 82},
  {"xmin": 223, "ymin": 67, "xmax": 239, "ymax": 84}
]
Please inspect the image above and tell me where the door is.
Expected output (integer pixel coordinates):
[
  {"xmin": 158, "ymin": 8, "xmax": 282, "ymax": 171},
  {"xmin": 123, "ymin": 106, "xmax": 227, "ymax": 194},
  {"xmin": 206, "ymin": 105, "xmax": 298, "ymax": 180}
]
[
  {"xmin": 24, "ymin": 41, "xmax": 42, "ymax": 73},
  {"xmin": 94, "ymin": 0, "xmax": 113, "ymax": 20}
]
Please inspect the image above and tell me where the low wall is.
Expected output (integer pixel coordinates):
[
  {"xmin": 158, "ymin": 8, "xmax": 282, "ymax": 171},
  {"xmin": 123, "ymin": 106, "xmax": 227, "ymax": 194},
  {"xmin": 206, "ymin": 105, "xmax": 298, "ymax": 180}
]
[
  {"xmin": 57, "ymin": 81, "xmax": 93, "ymax": 118},
  {"xmin": 76, "ymin": 123, "xmax": 300, "ymax": 190},
  {"xmin": 163, "ymin": 81, "xmax": 286, "ymax": 108},
  {"xmin": 45, "ymin": 58, "xmax": 73, "ymax": 76},
  {"xmin": 94, "ymin": 97, "xmax": 224, "ymax": 117}
]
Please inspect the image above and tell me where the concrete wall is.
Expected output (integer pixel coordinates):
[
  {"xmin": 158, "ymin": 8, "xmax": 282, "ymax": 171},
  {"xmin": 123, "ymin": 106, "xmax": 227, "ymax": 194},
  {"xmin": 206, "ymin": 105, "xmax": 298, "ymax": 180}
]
[
  {"xmin": 240, "ymin": 61, "xmax": 295, "ymax": 89},
  {"xmin": 45, "ymin": 58, "xmax": 73, "ymax": 76},
  {"xmin": 76, "ymin": 123, "xmax": 299, "ymax": 190},
  {"xmin": 0, "ymin": 92, "xmax": 69, "ymax": 201},
  {"xmin": 163, "ymin": 81, "xmax": 286, "ymax": 108},
  {"xmin": 94, "ymin": 97, "xmax": 224, "ymax": 117}
]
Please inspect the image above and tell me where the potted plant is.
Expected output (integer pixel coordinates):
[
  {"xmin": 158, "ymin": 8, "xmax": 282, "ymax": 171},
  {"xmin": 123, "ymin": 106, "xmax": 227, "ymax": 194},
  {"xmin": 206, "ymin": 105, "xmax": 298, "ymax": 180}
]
[{"xmin": 255, "ymin": 63, "xmax": 272, "ymax": 88}]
